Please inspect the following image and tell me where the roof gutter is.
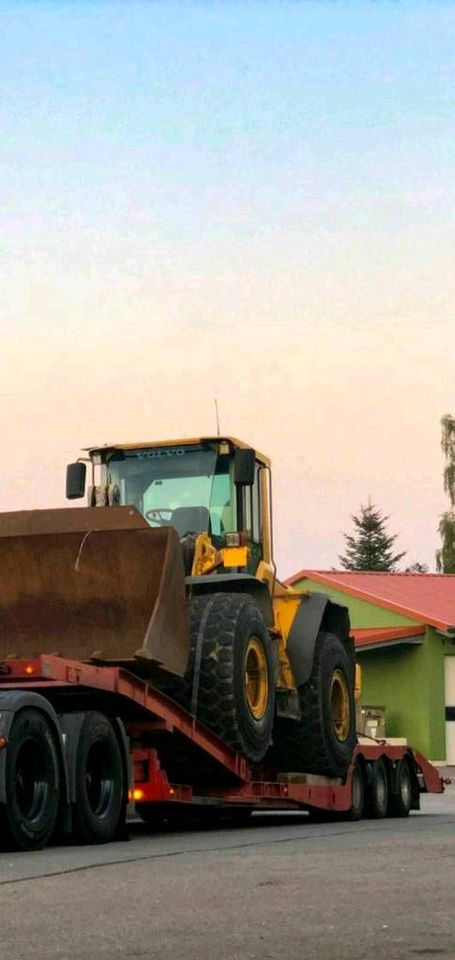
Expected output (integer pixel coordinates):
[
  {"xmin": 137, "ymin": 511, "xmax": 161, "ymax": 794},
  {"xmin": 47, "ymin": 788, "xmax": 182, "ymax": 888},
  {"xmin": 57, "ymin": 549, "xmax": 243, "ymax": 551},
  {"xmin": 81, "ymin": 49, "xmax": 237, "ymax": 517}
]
[{"xmin": 356, "ymin": 636, "xmax": 424, "ymax": 653}]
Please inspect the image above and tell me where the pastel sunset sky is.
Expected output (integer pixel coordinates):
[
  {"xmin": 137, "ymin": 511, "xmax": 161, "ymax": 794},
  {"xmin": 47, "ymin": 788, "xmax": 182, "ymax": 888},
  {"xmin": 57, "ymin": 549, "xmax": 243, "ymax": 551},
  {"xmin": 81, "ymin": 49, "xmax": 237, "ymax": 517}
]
[{"xmin": 1, "ymin": 1, "xmax": 454, "ymax": 577}]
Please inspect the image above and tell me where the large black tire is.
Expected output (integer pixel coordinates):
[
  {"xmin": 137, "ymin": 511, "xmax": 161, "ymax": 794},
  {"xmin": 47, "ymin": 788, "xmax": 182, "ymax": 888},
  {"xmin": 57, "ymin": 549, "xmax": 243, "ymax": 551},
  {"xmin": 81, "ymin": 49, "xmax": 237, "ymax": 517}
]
[
  {"xmin": 273, "ymin": 631, "xmax": 357, "ymax": 777},
  {"xmin": 365, "ymin": 758, "xmax": 389, "ymax": 819},
  {"xmin": 307, "ymin": 761, "xmax": 365, "ymax": 822},
  {"xmin": 0, "ymin": 708, "xmax": 60, "ymax": 851},
  {"xmin": 71, "ymin": 712, "xmax": 124, "ymax": 844},
  {"xmin": 172, "ymin": 592, "xmax": 275, "ymax": 763},
  {"xmin": 388, "ymin": 756, "xmax": 413, "ymax": 818},
  {"xmin": 345, "ymin": 761, "xmax": 365, "ymax": 821}
]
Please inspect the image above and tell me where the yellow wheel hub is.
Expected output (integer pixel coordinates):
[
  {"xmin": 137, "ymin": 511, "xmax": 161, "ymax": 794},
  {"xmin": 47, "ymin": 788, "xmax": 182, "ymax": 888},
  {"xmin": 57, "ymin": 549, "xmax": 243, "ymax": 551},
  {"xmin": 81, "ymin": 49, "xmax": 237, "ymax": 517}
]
[
  {"xmin": 330, "ymin": 669, "xmax": 351, "ymax": 742},
  {"xmin": 244, "ymin": 636, "xmax": 269, "ymax": 721}
]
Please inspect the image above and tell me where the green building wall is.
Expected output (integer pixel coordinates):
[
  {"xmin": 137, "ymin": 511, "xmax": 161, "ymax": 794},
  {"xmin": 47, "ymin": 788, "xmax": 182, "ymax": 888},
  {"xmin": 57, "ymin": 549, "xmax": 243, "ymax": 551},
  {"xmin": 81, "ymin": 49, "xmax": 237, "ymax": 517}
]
[
  {"xmin": 292, "ymin": 576, "xmax": 453, "ymax": 760},
  {"xmin": 357, "ymin": 630, "xmax": 446, "ymax": 760},
  {"xmin": 293, "ymin": 578, "xmax": 417, "ymax": 629}
]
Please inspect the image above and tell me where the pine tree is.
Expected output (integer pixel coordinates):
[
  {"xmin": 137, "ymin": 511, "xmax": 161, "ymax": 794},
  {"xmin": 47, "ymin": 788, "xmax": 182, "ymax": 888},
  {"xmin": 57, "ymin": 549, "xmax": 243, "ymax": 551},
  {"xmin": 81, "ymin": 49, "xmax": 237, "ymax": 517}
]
[
  {"xmin": 339, "ymin": 502, "xmax": 406, "ymax": 572},
  {"xmin": 436, "ymin": 414, "xmax": 455, "ymax": 573}
]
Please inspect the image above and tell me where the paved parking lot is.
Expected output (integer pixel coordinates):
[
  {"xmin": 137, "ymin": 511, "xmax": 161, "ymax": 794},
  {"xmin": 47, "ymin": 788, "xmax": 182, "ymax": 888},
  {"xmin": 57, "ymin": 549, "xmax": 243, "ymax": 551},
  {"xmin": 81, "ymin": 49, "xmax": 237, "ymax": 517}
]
[{"xmin": 0, "ymin": 786, "xmax": 454, "ymax": 960}]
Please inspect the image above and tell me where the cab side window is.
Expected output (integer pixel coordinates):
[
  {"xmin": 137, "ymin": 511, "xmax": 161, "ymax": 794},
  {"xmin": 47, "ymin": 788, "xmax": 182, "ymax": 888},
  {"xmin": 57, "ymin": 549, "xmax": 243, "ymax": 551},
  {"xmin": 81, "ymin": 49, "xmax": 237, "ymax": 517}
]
[{"xmin": 243, "ymin": 462, "xmax": 262, "ymax": 545}]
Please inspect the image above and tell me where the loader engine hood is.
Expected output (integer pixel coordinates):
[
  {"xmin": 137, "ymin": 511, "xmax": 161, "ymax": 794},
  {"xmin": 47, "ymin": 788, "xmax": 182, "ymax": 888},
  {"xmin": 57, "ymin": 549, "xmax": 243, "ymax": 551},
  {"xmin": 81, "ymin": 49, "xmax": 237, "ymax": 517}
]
[{"xmin": 0, "ymin": 506, "xmax": 189, "ymax": 677}]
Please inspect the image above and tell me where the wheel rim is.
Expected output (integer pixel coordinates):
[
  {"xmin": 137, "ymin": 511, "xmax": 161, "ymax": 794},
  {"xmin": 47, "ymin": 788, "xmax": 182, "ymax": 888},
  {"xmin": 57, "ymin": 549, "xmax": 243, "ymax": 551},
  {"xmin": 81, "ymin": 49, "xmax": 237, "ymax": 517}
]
[
  {"xmin": 85, "ymin": 741, "xmax": 114, "ymax": 818},
  {"xmin": 15, "ymin": 737, "xmax": 49, "ymax": 822},
  {"xmin": 330, "ymin": 669, "xmax": 351, "ymax": 742},
  {"xmin": 244, "ymin": 636, "xmax": 269, "ymax": 720}
]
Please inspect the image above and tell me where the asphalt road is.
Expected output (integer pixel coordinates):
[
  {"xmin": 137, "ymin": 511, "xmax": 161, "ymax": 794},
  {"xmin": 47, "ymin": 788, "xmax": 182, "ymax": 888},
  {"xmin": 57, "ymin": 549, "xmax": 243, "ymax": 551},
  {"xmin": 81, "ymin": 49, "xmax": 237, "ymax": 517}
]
[{"xmin": 0, "ymin": 789, "xmax": 454, "ymax": 960}]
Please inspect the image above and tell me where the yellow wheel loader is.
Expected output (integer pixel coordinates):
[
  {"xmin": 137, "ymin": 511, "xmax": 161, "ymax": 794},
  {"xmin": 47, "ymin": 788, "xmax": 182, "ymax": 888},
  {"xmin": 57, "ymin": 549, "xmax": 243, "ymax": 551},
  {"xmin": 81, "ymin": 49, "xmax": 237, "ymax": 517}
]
[{"xmin": 0, "ymin": 437, "xmax": 357, "ymax": 777}]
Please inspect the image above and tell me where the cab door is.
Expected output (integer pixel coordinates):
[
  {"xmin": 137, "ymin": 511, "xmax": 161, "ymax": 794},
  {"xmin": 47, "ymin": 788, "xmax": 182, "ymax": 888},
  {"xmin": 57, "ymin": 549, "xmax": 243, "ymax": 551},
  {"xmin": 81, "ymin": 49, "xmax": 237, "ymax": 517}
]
[{"xmin": 242, "ymin": 461, "xmax": 264, "ymax": 575}]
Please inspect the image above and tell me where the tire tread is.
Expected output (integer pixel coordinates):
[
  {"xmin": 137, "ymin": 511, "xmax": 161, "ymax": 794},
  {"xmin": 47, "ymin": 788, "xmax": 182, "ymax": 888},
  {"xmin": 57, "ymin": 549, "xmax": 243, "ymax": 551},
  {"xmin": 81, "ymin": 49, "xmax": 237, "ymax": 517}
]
[{"xmin": 273, "ymin": 631, "xmax": 357, "ymax": 777}]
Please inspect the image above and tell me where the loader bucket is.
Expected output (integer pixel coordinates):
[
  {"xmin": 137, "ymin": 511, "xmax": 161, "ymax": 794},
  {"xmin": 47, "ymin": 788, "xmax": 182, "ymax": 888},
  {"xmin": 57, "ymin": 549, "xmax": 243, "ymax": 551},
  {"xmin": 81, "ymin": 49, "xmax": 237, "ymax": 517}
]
[{"xmin": 0, "ymin": 506, "xmax": 189, "ymax": 677}]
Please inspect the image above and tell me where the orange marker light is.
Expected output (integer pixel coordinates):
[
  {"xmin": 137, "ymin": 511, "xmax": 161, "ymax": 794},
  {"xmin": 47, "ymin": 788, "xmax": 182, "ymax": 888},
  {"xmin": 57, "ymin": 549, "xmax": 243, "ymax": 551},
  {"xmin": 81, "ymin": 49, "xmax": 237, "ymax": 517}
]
[
  {"xmin": 131, "ymin": 788, "xmax": 145, "ymax": 801},
  {"xmin": 25, "ymin": 664, "xmax": 36, "ymax": 676}
]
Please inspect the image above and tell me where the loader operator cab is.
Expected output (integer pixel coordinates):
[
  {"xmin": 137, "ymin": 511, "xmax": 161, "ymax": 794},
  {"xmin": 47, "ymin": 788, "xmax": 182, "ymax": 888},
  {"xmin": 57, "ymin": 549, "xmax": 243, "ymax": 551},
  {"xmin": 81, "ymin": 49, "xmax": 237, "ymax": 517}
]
[{"xmin": 66, "ymin": 438, "xmax": 274, "ymax": 581}]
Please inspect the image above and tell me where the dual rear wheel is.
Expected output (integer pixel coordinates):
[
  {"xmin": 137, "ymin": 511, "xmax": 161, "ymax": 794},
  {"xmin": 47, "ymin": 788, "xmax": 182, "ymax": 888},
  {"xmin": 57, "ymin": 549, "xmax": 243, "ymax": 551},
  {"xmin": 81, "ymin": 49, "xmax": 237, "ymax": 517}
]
[
  {"xmin": 363, "ymin": 756, "xmax": 413, "ymax": 819},
  {"xmin": 365, "ymin": 755, "xmax": 413, "ymax": 819},
  {"xmin": 307, "ymin": 755, "xmax": 414, "ymax": 822},
  {"xmin": 0, "ymin": 708, "xmax": 125, "ymax": 851},
  {"xmin": 347, "ymin": 756, "xmax": 413, "ymax": 821},
  {"xmin": 71, "ymin": 712, "xmax": 124, "ymax": 845},
  {"xmin": 352, "ymin": 755, "xmax": 413, "ymax": 820},
  {"xmin": 0, "ymin": 708, "xmax": 60, "ymax": 851}
]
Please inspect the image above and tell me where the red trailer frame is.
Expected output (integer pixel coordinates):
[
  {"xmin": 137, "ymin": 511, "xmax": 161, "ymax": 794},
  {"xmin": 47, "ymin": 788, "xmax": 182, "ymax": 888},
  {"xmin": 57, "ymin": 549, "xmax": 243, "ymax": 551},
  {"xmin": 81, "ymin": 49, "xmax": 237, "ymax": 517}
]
[{"xmin": 0, "ymin": 655, "xmax": 443, "ymax": 829}]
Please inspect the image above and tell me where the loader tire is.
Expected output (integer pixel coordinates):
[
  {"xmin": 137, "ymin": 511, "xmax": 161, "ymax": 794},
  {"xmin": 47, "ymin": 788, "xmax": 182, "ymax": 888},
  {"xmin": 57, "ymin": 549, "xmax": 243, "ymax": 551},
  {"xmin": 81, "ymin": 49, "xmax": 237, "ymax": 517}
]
[
  {"xmin": 274, "ymin": 631, "xmax": 356, "ymax": 777},
  {"xmin": 177, "ymin": 593, "xmax": 275, "ymax": 762}
]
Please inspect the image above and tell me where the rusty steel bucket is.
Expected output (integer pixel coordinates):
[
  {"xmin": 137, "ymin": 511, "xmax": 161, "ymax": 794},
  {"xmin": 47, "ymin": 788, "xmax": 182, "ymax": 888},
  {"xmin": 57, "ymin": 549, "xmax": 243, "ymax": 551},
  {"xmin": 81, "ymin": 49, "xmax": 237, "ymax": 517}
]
[{"xmin": 0, "ymin": 506, "xmax": 189, "ymax": 677}]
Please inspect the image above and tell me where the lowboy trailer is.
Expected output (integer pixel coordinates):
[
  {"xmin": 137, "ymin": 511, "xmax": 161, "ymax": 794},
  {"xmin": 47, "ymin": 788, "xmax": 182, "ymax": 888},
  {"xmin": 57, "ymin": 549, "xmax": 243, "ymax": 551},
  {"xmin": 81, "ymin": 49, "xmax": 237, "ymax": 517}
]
[
  {"xmin": 0, "ymin": 436, "xmax": 445, "ymax": 851},
  {"xmin": 0, "ymin": 653, "xmax": 443, "ymax": 851}
]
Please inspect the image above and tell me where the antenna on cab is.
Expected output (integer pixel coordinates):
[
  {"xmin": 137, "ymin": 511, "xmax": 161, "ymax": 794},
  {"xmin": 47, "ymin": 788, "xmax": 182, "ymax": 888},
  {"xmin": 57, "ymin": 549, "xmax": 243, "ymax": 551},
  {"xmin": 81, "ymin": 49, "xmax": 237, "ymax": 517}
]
[{"xmin": 214, "ymin": 398, "xmax": 221, "ymax": 436}]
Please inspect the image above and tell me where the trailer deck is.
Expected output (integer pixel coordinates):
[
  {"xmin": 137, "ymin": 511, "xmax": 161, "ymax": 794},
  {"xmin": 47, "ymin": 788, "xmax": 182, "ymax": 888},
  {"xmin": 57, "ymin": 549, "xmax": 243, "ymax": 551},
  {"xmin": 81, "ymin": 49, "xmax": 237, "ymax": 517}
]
[{"xmin": 0, "ymin": 655, "xmax": 443, "ymax": 829}]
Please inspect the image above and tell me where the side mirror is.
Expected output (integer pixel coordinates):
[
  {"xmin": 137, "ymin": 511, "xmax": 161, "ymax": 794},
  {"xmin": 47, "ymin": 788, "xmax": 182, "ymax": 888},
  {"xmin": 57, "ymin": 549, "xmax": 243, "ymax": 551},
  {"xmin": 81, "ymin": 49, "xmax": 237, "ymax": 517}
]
[
  {"xmin": 234, "ymin": 447, "xmax": 255, "ymax": 486},
  {"xmin": 66, "ymin": 462, "xmax": 87, "ymax": 499}
]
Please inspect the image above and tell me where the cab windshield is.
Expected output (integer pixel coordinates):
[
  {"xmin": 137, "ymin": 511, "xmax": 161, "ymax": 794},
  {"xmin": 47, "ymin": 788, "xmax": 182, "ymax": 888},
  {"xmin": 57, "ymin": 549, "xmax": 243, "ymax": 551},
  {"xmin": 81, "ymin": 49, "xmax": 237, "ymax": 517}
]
[{"xmin": 102, "ymin": 443, "xmax": 235, "ymax": 539}]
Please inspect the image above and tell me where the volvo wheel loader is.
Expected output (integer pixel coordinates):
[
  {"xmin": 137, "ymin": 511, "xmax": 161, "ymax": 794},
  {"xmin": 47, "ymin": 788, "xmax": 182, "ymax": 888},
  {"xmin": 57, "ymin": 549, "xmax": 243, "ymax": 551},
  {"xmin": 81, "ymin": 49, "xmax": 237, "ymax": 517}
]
[{"xmin": 0, "ymin": 437, "xmax": 358, "ymax": 778}]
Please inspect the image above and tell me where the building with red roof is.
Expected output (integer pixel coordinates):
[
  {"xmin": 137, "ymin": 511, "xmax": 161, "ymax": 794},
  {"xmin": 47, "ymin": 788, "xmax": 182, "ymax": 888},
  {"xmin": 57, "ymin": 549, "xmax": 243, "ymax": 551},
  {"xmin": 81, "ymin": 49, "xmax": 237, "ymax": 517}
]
[{"xmin": 285, "ymin": 570, "xmax": 455, "ymax": 762}]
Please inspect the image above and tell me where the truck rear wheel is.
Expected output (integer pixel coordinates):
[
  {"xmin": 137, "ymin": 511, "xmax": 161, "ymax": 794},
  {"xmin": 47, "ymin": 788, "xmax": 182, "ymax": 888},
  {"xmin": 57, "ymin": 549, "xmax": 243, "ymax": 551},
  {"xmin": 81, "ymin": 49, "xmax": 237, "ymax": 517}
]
[
  {"xmin": 71, "ymin": 712, "xmax": 124, "ymax": 844},
  {"xmin": 182, "ymin": 593, "xmax": 275, "ymax": 762},
  {"xmin": 0, "ymin": 708, "xmax": 60, "ymax": 851},
  {"xmin": 273, "ymin": 631, "xmax": 356, "ymax": 777}
]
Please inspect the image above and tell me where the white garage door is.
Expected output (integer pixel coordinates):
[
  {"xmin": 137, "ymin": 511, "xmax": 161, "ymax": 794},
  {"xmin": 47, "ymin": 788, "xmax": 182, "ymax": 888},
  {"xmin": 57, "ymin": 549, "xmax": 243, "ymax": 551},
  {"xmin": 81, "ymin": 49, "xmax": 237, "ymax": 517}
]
[{"xmin": 445, "ymin": 657, "xmax": 455, "ymax": 764}]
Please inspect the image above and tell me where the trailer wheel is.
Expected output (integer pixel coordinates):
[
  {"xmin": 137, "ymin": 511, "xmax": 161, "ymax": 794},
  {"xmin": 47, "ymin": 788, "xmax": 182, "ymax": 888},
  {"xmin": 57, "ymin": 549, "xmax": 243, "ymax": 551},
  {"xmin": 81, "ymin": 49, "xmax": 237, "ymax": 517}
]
[
  {"xmin": 307, "ymin": 762, "xmax": 365, "ymax": 823},
  {"xmin": 274, "ymin": 631, "xmax": 356, "ymax": 777},
  {"xmin": 182, "ymin": 593, "xmax": 275, "ymax": 762},
  {"xmin": 365, "ymin": 758, "xmax": 389, "ymax": 819},
  {"xmin": 388, "ymin": 756, "xmax": 413, "ymax": 818},
  {"xmin": 0, "ymin": 708, "xmax": 60, "ymax": 851},
  {"xmin": 72, "ymin": 712, "xmax": 124, "ymax": 844},
  {"xmin": 347, "ymin": 761, "xmax": 365, "ymax": 821}
]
